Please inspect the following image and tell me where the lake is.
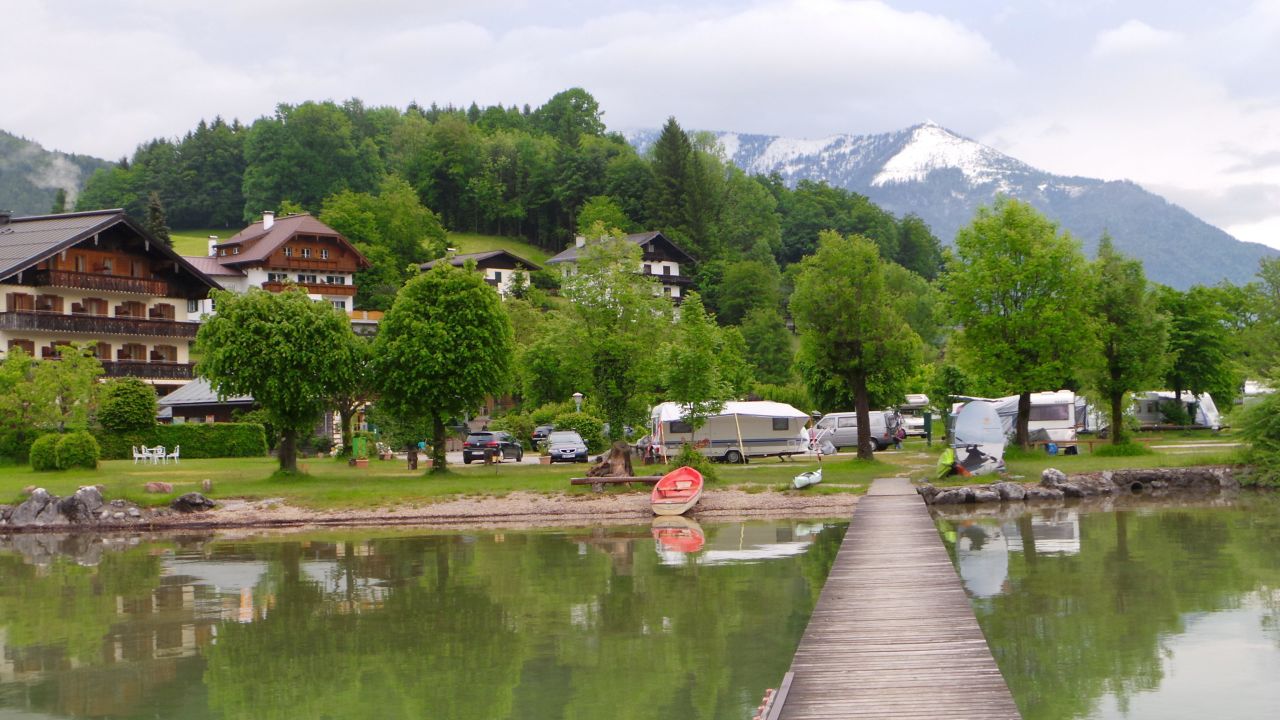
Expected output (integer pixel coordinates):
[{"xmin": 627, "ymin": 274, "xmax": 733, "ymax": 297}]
[
  {"xmin": 936, "ymin": 494, "xmax": 1280, "ymax": 720},
  {"xmin": 0, "ymin": 519, "xmax": 846, "ymax": 719}
]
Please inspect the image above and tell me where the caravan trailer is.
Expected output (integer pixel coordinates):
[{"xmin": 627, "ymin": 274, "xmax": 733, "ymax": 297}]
[
  {"xmin": 951, "ymin": 390, "xmax": 1081, "ymax": 443},
  {"xmin": 1132, "ymin": 391, "xmax": 1221, "ymax": 430},
  {"xmin": 649, "ymin": 401, "xmax": 810, "ymax": 463}
]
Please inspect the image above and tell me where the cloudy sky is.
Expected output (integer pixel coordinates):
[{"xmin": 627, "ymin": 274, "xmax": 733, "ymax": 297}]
[{"xmin": 6, "ymin": 0, "xmax": 1280, "ymax": 247}]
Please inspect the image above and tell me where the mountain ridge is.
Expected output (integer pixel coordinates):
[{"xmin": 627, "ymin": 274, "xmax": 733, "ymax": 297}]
[
  {"xmin": 629, "ymin": 122, "xmax": 1275, "ymax": 289},
  {"xmin": 0, "ymin": 130, "xmax": 111, "ymax": 216}
]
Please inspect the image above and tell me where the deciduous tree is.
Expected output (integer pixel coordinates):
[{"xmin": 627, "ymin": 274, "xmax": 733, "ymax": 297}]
[{"xmin": 196, "ymin": 288, "xmax": 358, "ymax": 472}]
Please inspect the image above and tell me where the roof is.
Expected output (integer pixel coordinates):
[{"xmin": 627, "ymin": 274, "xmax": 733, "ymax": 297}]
[
  {"xmin": 213, "ymin": 214, "xmax": 369, "ymax": 269},
  {"xmin": 419, "ymin": 250, "xmax": 543, "ymax": 271},
  {"xmin": 157, "ymin": 378, "xmax": 254, "ymax": 407},
  {"xmin": 182, "ymin": 255, "xmax": 246, "ymax": 277},
  {"xmin": 0, "ymin": 209, "xmax": 223, "ymax": 291},
  {"xmin": 545, "ymin": 231, "xmax": 695, "ymax": 265},
  {"xmin": 650, "ymin": 401, "xmax": 809, "ymax": 422}
]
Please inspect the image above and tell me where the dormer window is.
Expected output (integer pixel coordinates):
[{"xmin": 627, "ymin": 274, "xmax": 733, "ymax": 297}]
[
  {"xmin": 232, "ymin": 247, "xmax": 240, "ymax": 255},
  {"xmin": 283, "ymin": 247, "xmax": 293, "ymax": 258},
  {"xmin": 302, "ymin": 248, "xmax": 312, "ymax": 259},
  {"xmin": 320, "ymin": 248, "xmax": 329, "ymax": 260}
]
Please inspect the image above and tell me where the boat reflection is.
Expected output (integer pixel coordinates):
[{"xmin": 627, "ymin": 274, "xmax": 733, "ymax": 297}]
[
  {"xmin": 651, "ymin": 516, "xmax": 706, "ymax": 554},
  {"xmin": 654, "ymin": 521, "xmax": 827, "ymax": 566}
]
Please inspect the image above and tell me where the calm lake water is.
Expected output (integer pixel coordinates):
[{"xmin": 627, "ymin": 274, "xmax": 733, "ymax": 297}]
[
  {"xmin": 0, "ymin": 519, "xmax": 846, "ymax": 720},
  {"xmin": 937, "ymin": 494, "xmax": 1280, "ymax": 720}
]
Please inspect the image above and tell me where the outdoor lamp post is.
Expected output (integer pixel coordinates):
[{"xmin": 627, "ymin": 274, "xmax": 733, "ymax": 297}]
[{"xmin": 572, "ymin": 392, "xmax": 584, "ymax": 412}]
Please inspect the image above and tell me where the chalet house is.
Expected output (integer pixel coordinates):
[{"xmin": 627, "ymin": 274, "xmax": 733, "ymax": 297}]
[
  {"xmin": 187, "ymin": 212, "xmax": 370, "ymax": 315},
  {"xmin": 0, "ymin": 209, "xmax": 222, "ymax": 394},
  {"xmin": 545, "ymin": 231, "xmax": 695, "ymax": 301},
  {"xmin": 419, "ymin": 250, "xmax": 542, "ymax": 296},
  {"xmin": 156, "ymin": 377, "xmax": 255, "ymax": 423}
]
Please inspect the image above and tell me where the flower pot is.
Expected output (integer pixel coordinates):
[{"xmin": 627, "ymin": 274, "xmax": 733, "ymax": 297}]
[
  {"xmin": 539, "ymin": 455, "xmax": 552, "ymax": 465},
  {"xmin": 354, "ymin": 458, "xmax": 369, "ymax": 468}
]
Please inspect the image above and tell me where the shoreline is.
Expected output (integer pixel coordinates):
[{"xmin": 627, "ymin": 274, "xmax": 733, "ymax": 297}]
[{"xmin": 1, "ymin": 488, "xmax": 864, "ymax": 535}]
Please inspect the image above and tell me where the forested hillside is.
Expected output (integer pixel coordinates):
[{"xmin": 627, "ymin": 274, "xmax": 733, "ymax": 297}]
[
  {"xmin": 0, "ymin": 130, "xmax": 110, "ymax": 215},
  {"xmin": 72, "ymin": 90, "xmax": 943, "ymax": 311}
]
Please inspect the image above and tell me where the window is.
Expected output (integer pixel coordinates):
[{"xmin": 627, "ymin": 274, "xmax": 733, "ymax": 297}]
[
  {"xmin": 5, "ymin": 293, "xmax": 33, "ymax": 312},
  {"xmin": 662, "ymin": 286, "xmax": 671, "ymax": 295},
  {"xmin": 493, "ymin": 271, "xmax": 503, "ymax": 283},
  {"xmin": 268, "ymin": 272, "xmax": 288, "ymax": 283},
  {"xmin": 283, "ymin": 247, "xmax": 293, "ymax": 257},
  {"xmin": 74, "ymin": 255, "xmax": 85, "ymax": 272},
  {"xmin": 772, "ymin": 418, "xmax": 790, "ymax": 431},
  {"xmin": 100, "ymin": 258, "xmax": 113, "ymax": 273},
  {"xmin": 219, "ymin": 249, "xmax": 227, "ymax": 257},
  {"xmin": 7, "ymin": 339, "xmax": 35, "ymax": 356},
  {"xmin": 331, "ymin": 300, "xmax": 347, "ymax": 310},
  {"xmin": 302, "ymin": 247, "xmax": 311, "ymax": 259},
  {"xmin": 151, "ymin": 345, "xmax": 177, "ymax": 362},
  {"xmin": 837, "ymin": 416, "xmax": 858, "ymax": 428},
  {"xmin": 320, "ymin": 248, "xmax": 329, "ymax": 260},
  {"xmin": 232, "ymin": 247, "xmax": 239, "ymax": 255},
  {"xmin": 663, "ymin": 265, "xmax": 671, "ymax": 275},
  {"xmin": 643, "ymin": 263, "xmax": 652, "ymax": 274},
  {"xmin": 297, "ymin": 274, "xmax": 317, "ymax": 284},
  {"xmin": 1028, "ymin": 404, "xmax": 1071, "ymax": 422},
  {"xmin": 187, "ymin": 299, "xmax": 200, "ymax": 314},
  {"xmin": 325, "ymin": 275, "xmax": 345, "ymax": 285},
  {"xmin": 668, "ymin": 420, "xmax": 693, "ymax": 435}
]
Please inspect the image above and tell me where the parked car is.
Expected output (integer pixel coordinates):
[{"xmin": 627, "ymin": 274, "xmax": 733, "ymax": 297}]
[
  {"xmin": 813, "ymin": 410, "xmax": 895, "ymax": 451},
  {"xmin": 531, "ymin": 424, "xmax": 555, "ymax": 447},
  {"xmin": 546, "ymin": 430, "xmax": 589, "ymax": 463},
  {"xmin": 462, "ymin": 431, "xmax": 524, "ymax": 464}
]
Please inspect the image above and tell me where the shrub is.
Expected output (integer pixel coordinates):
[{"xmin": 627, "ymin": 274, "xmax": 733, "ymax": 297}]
[
  {"xmin": 55, "ymin": 431, "xmax": 100, "ymax": 470},
  {"xmin": 0, "ymin": 430, "xmax": 42, "ymax": 463},
  {"xmin": 552, "ymin": 411, "xmax": 607, "ymax": 453},
  {"xmin": 97, "ymin": 378, "xmax": 158, "ymax": 432},
  {"xmin": 669, "ymin": 442, "xmax": 718, "ymax": 482},
  {"xmin": 1158, "ymin": 399, "xmax": 1194, "ymax": 427},
  {"xmin": 1094, "ymin": 442, "xmax": 1153, "ymax": 457},
  {"xmin": 1238, "ymin": 391, "xmax": 1280, "ymax": 485},
  {"xmin": 29, "ymin": 434, "xmax": 61, "ymax": 472},
  {"xmin": 312, "ymin": 435, "xmax": 335, "ymax": 454},
  {"xmin": 530, "ymin": 401, "xmax": 574, "ymax": 426},
  {"xmin": 94, "ymin": 423, "xmax": 268, "ymax": 460},
  {"xmin": 490, "ymin": 413, "xmax": 535, "ymax": 449}
]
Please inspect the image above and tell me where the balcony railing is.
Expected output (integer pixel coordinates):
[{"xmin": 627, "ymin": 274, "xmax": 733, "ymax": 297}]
[
  {"xmin": 276, "ymin": 257, "xmax": 341, "ymax": 270},
  {"xmin": 0, "ymin": 311, "xmax": 198, "ymax": 338},
  {"xmin": 32, "ymin": 269, "xmax": 174, "ymax": 296},
  {"xmin": 101, "ymin": 360, "xmax": 194, "ymax": 380},
  {"xmin": 642, "ymin": 270, "xmax": 695, "ymax": 286},
  {"xmin": 262, "ymin": 281, "xmax": 357, "ymax": 296}
]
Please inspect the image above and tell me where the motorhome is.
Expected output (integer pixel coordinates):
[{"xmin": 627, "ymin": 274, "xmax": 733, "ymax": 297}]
[
  {"xmin": 899, "ymin": 394, "xmax": 930, "ymax": 437},
  {"xmin": 1131, "ymin": 391, "xmax": 1221, "ymax": 430},
  {"xmin": 648, "ymin": 401, "xmax": 810, "ymax": 463},
  {"xmin": 813, "ymin": 410, "xmax": 897, "ymax": 451}
]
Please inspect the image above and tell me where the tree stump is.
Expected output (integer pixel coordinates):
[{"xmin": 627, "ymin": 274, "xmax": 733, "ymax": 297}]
[{"xmin": 586, "ymin": 441, "xmax": 634, "ymax": 481}]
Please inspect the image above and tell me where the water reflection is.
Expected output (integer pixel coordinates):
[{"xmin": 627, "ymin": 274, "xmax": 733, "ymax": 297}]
[
  {"xmin": 0, "ymin": 520, "xmax": 846, "ymax": 720},
  {"xmin": 937, "ymin": 495, "xmax": 1280, "ymax": 720}
]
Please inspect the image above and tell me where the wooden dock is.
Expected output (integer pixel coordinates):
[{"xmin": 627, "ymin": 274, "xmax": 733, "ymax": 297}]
[{"xmin": 774, "ymin": 477, "xmax": 1021, "ymax": 719}]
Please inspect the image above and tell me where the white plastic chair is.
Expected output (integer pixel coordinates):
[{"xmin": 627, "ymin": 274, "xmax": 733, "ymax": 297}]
[
  {"xmin": 152, "ymin": 446, "xmax": 166, "ymax": 464},
  {"xmin": 132, "ymin": 446, "xmax": 146, "ymax": 464},
  {"xmin": 165, "ymin": 445, "xmax": 180, "ymax": 464}
]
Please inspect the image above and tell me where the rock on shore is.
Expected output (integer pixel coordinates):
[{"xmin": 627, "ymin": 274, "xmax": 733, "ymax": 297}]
[{"xmin": 918, "ymin": 466, "xmax": 1240, "ymax": 506}]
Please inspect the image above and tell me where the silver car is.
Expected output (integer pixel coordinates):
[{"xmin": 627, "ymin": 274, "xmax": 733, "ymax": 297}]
[{"xmin": 546, "ymin": 431, "xmax": 589, "ymax": 463}]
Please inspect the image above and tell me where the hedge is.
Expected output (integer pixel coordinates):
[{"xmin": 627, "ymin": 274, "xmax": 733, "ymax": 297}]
[{"xmin": 95, "ymin": 422, "xmax": 268, "ymax": 460}]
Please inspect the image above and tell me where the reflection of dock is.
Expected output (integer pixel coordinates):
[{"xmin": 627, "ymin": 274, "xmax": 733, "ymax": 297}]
[{"xmin": 773, "ymin": 478, "xmax": 1020, "ymax": 719}]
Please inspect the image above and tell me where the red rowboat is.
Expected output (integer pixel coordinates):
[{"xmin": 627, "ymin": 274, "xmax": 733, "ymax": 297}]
[{"xmin": 650, "ymin": 466, "xmax": 704, "ymax": 516}]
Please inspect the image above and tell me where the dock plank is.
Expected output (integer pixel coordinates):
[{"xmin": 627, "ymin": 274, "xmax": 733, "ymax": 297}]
[{"xmin": 778, "ymin": 478, "xmax": 1021, "ymax": 719}]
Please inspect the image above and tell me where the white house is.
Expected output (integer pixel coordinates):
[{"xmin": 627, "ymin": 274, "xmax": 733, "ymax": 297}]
[{"xmin": 545, "ymin": 231, "xmax": 695, "ymax": 301}]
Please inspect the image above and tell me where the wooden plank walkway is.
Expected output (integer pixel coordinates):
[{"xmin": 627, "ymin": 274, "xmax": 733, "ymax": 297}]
[{"xmin": 777, "ymin": 477, "xmax": 1021, "ymax": 719}]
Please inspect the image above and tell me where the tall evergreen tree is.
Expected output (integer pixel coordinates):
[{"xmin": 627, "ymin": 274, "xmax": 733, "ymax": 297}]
[
  {"xmin": 648, "ymin": 117, "xmax": 693, "ymax": 242},
  {"xmin": 50, "ymin": 188, "xmax": 66, "ymax": 214},
  {"xmin": 145, "ymin": 191, "xmax": 172, "ymax": 246}
]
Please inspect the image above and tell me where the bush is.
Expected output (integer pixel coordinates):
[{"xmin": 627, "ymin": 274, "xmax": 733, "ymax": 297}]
[
  {"xmin": 490, "ymin": 413, "xmax": 535, "ymax": 449},
  {"xmin": 312, "ymin": 435, "xmax": 335, "ymax": 454},
  {"xmin": 1093, "ymin": 442, "xmax": 1153, "ymax": 457},
  {"xmin": 97, "ymin": 378, "xmax": 158, "ymax": 432},
  {"xmin": 29, "ymin": 434, "xmax": 61, "ymax": 472},
  {"xmin": 1238, "ymin": 391, "xmax": 1280, "ymax": 485},
  {"xmin": 1158, "ymin": 399, "xmax": 1194, "ymax": 427},
  {"xmin": 529, "ymin": 401, "xmax": 574, "ymax": 426},
  {"xmin": 94, "ymin": 423, "xmax": 268, "ymax": 460},
  {"xmin": 552, "ymin": 411, "xmax": 606, "ymax": 453},
  {"xmin": 0, "ymin": 430, "xmax": 42, "ymax": 463},
  {"xmin": 669, "ymin": 442, "xmax": 718, "ymax": 482},
  {"xmin": 55, "ymin": 431, "xmax": 100, "ymax": 469}
]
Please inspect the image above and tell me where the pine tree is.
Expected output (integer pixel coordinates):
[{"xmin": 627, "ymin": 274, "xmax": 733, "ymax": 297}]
[
  {"xmin": 50, "ymin": 188, "xmax": 67, "ymax": 214},
  {"xmin": 145, "ymin": 191, "xmax": 172, "ymax": 246},
  {"xmin": 648, "ymin": 117, "xmax": 693, "ymax": 240}
]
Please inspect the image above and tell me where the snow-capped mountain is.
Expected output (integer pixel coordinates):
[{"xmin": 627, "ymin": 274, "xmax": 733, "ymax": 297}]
[{"xmin": 628, "ymin": 123, "xmax": 1276, "ymax": 289}]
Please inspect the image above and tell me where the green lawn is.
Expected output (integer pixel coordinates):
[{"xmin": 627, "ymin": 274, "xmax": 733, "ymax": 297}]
[
  {"xmin": 170, "ymin": 228, "xmax": 239, "ymax": 256},
  {"xmin": 448, "ymin": 232, "xmax": 552, "ymax": 265}
]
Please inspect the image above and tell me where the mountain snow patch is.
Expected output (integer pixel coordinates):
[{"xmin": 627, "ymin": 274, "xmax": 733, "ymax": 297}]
[{"xmin": 872, "ymin": 123, "xmax": 1005, "ymax": 187}]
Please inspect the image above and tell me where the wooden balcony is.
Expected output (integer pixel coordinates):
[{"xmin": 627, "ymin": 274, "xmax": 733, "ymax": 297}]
[
  {"xmin": 0, "ymin": 311, "xmax": 199, "ymax": 338},
  {"xmin": 642, "ymin": 270, "xmax": 695, "ymax": 286},
  {"xmin": 276, "ymin": 257, "xmax": 341, "ymax": 270},
  {"xmin": 32, "ymin": 269, "xmax": 174, "ymax": 296},
  {"xmin": 262, "ymin": 281, "xmax": 357, "ymax": 296},
  {"xmin": 101, "ymin": 360, "xmax": 195, "ymax": 380}
]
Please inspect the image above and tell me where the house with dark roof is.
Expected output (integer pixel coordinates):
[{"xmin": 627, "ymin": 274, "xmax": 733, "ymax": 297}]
[
  {"xmin": 419, "ymin": 250, "xmax": 542, "ymax": 296},
  {"xmin": 156, "ymin": 377, "xmax": 256, "ymax": 423},
  {"xmin": 187, "ymin": 211, "xmax": 370, "ymax": 315},
  {"xmin": 545, "ymin": 231, "xmax": 695, "ymax": 301},
  {"xmin": 0, "ymin": 209, "xmax": 222, "ymax": 393}
]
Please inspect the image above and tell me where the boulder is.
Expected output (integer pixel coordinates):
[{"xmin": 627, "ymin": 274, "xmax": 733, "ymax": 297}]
[
  {"xmin": 1040, "ymin": 468, "xmax": 1068, "ymax": 487},
  {"xmin": 56, "ymin": 486, "xmax": 105, "ymax": 524},
  {"xmin": 171, "ymin": 493, "xmax": 216, "ymax": 513},
  {"xmin": 933, "ymin": 488, "xmax": 973, "ymax": 505},
  {"xmin": 971, "ymin": 488, "xmax": 1001, "ymax": 504},
  {"xmin": 10, "ymin": 489, "xmax": 57, "ymax": 526},
  {"xmin": 1059, "ymin": 482, "xmax": 1087, "ymax": 498},
  {"xmin": 144, "ymin": 481, "xmax": 174, "ymax": 494},
  {"xmin": 992, "ymin": 482, "xmax": 1027, "ymax": 501},
  {"xmin": 916, "ymin": 484, "xmax": 942, "ymax": 504},
  {"xmin": 1025, "ymin": 486, "xmax": 1065, "ymax": 501}
]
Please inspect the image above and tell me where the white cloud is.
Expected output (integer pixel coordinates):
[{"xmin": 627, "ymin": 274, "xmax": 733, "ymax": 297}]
[{"xmin": 1090, "ymin": 19, "xmax": 1181, "ymax": 57}]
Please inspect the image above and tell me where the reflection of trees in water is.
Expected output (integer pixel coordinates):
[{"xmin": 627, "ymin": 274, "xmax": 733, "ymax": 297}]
[{"xmin": 963, "ymin": 498, "xmax": 1280, "ymax": 720}]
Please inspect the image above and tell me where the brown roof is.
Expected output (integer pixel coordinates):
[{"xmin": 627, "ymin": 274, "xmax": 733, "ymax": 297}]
[
  {"xmin": 545, "ymin": 231, "xmax": 695, "ymax": 265},
  {"xmin": 182, "ymin": 255, "xmax": 245, "ymax": 277},
  {"xmin": 213, "ymin": 214, "xmax": 370, "ymax": 269},
  {"xmin": 420, "ymin": 250, "xmax": 542, "ymax": 272},
  {"xmin": 0, "ymin": 209, "xmax": 223, "ymax": 294}
]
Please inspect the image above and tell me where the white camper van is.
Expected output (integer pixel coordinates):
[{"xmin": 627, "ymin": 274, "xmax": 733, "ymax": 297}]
[{"xmin": 649, "ymin": 401, "xmax": 810, "ymax": 463}]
